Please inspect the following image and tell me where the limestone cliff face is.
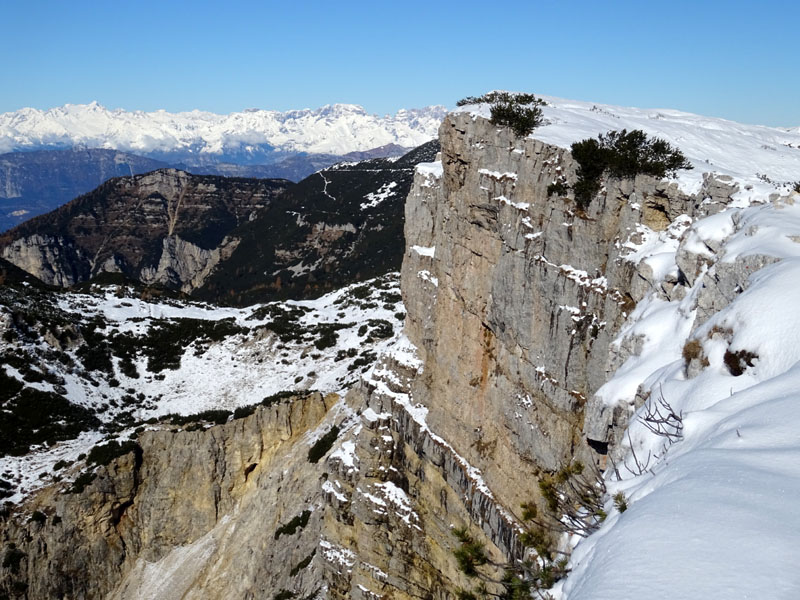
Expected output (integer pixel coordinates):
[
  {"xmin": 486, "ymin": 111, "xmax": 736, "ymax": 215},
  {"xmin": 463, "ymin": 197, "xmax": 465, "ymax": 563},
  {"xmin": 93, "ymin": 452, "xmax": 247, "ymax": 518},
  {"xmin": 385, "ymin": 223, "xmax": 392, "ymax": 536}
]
[
  {"xmin": 403, "ymin": 113, "xmax": 700, "ymax": 501},
  {"xmin": 1, "ymin": 113, "xmax": 744, "ymax": 598},
  {"xmin": 2, "ymin": 394, "xmax": 333, "ymax": 599}
]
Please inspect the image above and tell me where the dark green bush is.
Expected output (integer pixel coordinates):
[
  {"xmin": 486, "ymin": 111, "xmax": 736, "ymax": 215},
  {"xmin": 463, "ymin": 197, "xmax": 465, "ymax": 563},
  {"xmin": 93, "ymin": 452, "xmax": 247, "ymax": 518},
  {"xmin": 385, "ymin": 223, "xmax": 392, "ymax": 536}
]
[
  {"xmin": 86, "ymin": 440, "xmax": 140, "ymax": 467},
  {"xmin": 547, "ymin": 181, "xmax": 570, "ymax": 197},
  {"xmin": 348, "ymin": 284, "xmax": 371, "ymax": 300},
  {"xmin": 0, "ymin": 383, "xmax": 100, "ymax": 457},
  {"xmin": 457, "ymin": 92, "xmax": 546, "ymax": 137},
  {"xmin": 165, "ymin": 409, "xmax": 232, "ymax": 427},
  {"xmin": 290, "ymin": 550, "xmax": 315, "ymax": 577},
  {"xmin": 490, "ymin": 102, "xmax": 543, "ymax": 137},
  {"xmin": 141, "ymin": 318, "xmax": 246, "ymax": 372},
  {"xmin": 348, "ymin": 351, "xmax": 376, "ymax": 372},
  {"xmin": 571, "ymin": 129, "xmax": 692, "ymax": 209},
  {"xmin": 2, "ymin": 546, "xmax": 25, "ymax": 573},
  {"xmin": 69, "ymin": 471, "xmax": 96, "ymax": 494},
  {"xmin": 232, "ymin": 391, "xmax": 313, "ymax": 420},
  {"xmin": 314, "ymin": 328, "xmax": 337, "ymax": 350},
  {"xmin": 233, "ymin": 404, "xmax": 257, "ymax": 420},
  {"xmin": 0, "ymin": 478, "xmax": 12, "ymax": 500},
  {"xmin": 456, "ymin": 91, "xmax": 543, "ymax": 107},
  {"xmin": 367, "ymin": 319, "xmax": 393, "ymax": 339},
  {"xmin": 28, "ymin": 511, "xmax": 46, "ymax": 525},
  {"xmin": 274, "ymin": 509, "xmax": 312, "ymax": 540},
  {"xmin": 307, "ymin": 426, "xmax": 340, "ymax": 463}
]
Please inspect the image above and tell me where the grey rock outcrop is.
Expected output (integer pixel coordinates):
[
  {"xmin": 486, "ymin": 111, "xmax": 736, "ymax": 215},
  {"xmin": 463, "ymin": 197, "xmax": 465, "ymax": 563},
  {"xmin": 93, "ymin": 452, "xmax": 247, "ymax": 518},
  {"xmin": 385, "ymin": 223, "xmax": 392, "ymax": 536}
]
[
  {"xmin": 139, "ymin": 235, "xmax": 240, "ymax": 293},
  {"xmin": 0, "ymin": 234, "xmax": 87, "ymax": 287},
  {"xmin": 0, "ymin": 149, "xmax": 168, "ymax": 232}
]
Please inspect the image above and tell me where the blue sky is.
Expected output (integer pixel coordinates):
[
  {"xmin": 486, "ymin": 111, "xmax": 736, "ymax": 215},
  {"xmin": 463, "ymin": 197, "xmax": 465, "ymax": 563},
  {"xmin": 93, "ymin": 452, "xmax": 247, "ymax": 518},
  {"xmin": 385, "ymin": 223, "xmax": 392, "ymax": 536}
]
[{"xmin": 3, "ymin": 0, "xmax": 798, "ymax": 126}]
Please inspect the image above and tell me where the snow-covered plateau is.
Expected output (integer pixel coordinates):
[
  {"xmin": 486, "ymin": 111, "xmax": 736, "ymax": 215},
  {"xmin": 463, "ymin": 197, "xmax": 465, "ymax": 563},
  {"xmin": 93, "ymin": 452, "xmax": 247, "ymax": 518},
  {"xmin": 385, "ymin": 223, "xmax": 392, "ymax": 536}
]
[
  {"xmin": 0, "ymin": 102, "xmax": 447, "ymax": 156},
  {"xmin": 460, "ymin": 94, "xmax": 800, "ymax": 202}
]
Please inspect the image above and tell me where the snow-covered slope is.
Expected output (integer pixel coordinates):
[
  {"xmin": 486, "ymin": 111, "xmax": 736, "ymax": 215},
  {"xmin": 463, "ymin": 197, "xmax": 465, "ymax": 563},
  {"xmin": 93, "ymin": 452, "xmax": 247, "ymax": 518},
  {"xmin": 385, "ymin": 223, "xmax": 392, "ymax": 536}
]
[
  {"xmin": 0, "ymin": 102, "xmax": 446, "ymax": 157},
  {"xmin": 557, "ymin": 198, "xmax": 800, "ymax": 600},
  {"xmin": 0, "ymin": 273, "xmax": 405, "ymax": 503},
  {"xmin": 459, "ymin": 95, "xmax": 800, "ymax": 202}
]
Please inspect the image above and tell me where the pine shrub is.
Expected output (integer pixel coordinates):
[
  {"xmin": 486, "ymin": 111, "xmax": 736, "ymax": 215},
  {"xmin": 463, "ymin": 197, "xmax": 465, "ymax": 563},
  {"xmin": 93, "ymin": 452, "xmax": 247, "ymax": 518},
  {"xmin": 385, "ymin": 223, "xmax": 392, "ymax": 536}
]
[
  {"xmin": 86, "ymin": 439, "xmax": 140, "ymax": 467},
  {"xmin": 307, "ymin": 426, "xmax": 340, "ymax": 463},
  {"xmin": 613, "ymin": 491, "xmax": 628, "ymax": 513},
  {"xmin": 274, "ymin": 509, "xmax": 312, "ymax": 540},
  {"xmin": 571, "ymin": 129, "xmax": 693, "ymax": 209},
  {"xmin": 457, "ymin": 91, "xmax": 546, "ymax": 137}
]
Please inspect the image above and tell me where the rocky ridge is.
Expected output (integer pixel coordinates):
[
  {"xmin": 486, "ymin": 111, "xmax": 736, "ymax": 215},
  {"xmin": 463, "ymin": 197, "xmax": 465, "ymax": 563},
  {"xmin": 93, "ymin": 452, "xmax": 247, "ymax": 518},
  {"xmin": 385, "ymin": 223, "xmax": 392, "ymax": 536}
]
[
  {"xmin": 0, "ymin": 169, "xmax": 290, "ymax": 292},
  {"xmin": 0, "ymin": 149, "xmax": 168, "ymax": 232},
  {"xmin": 0, "ymin": 141, "xmax": 440, "ymax": 306}
]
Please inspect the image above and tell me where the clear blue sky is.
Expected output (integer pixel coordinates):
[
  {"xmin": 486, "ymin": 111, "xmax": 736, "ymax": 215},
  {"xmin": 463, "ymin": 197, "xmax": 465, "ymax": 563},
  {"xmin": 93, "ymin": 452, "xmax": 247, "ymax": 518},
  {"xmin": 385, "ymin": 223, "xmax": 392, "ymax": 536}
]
[{"xmin": 3, "ymin": 0, "xmax": 798, "ymax": 126}]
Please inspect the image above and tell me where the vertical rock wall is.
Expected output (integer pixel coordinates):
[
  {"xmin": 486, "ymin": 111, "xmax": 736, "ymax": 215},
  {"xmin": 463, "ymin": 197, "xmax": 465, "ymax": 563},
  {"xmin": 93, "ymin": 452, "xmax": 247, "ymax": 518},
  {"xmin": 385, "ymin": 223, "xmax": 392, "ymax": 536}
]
[{"xmin": 400, "ymin": 112, "xmax": 725, "ymax": 515}]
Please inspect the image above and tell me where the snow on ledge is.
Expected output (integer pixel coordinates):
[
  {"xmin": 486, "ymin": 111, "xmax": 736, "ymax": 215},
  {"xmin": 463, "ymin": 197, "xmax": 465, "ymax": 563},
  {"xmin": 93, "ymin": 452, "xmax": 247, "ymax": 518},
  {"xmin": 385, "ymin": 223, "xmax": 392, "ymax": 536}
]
[{"xmin": 411, "ymin": 245, "xmax": 435, "ymax": 258}]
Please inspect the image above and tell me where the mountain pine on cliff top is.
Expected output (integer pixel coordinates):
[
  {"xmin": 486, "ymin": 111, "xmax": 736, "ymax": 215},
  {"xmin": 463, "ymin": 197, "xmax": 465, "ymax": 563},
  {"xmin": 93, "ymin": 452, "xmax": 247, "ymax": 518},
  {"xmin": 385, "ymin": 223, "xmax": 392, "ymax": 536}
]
[{"xmin": 570, "ymin": 128, "xmax": 692, "ymax": 209}]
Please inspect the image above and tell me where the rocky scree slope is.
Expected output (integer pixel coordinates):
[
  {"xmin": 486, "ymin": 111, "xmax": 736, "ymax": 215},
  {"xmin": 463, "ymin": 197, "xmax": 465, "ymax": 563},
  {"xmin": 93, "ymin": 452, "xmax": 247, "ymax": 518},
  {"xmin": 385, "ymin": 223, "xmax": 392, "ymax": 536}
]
[{"xmin": 3, "ymin": 99, "xmax": 800, "ymax": 599}]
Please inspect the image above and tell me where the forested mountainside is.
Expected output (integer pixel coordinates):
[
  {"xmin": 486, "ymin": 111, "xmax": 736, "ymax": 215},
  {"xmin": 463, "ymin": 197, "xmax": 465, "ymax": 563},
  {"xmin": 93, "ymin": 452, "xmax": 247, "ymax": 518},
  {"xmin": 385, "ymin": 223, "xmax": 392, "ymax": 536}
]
[{"xmin": 0, "ymin": 141, "xmax": 439, "ymax": 306}]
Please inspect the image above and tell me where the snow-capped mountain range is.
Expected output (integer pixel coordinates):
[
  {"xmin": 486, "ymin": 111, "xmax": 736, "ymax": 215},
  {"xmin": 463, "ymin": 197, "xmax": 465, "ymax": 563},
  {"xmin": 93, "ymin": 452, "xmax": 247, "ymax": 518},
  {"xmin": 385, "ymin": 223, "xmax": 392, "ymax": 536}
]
[{"xmin": 0, "ymin": 102, "xmax": 447, "ymax": 159}]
